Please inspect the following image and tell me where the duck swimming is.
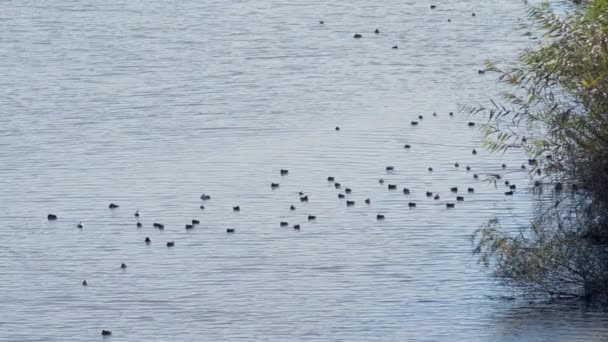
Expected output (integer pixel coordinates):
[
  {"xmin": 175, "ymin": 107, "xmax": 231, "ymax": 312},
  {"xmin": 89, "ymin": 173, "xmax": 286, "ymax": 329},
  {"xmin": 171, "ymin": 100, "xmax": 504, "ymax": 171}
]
[
  {"xmin": 134, "ymin": 210, "xmax": 140, "ymax": 218},
  {"xmin": 451, "ymin": 187, "xmax": 458, "ymax": 193},
  {"xmin": 77, "ymin": 222, "xmax": 83, "ymax": 229},
  {"xmin": 280, "ymin": 222, "xmax": 289, "ymax": 227},
  {"xmin": 335, "ymin": 183, "xmax": 341, "ymax": 189},
  {"xmin": 166, "ymin": 241, "xmax": 175, "ymax": 247},
  {"xmin": 376, "ymin": 214, "xmax": 385, "ymax": 220},
  {"xmin": 192, "ymin": 219, "xmax": 200, "ymax": 225},
  {"xmin": 109, "ymin": 203, "xmax": 119, "ymax": 209},
  {"xmin": 434, "ymin": 194, "xmax": 440, "ymax": 200},
  {"xmin": 345, "ymin": 188, "xmax": 352, "ymax": 194},
  {"xmin": 327, "ymin": 176, "xmax": 335, "ymax": 182},
  {"xmin": 47, "ymin": 214, "xmax": 57, "ymax": 221},
  {"xmin": 185, "ymin": 224, "xmax": 193, "ymax": 230},
  {"xmin": 388, "ymin": 184, "xmax": 397, "ymax": 190},
  {"xmin": 300, "ymin": 196, "xmax": 309, "ymax": 202},
  {"xmin": 290, "ymin": 205, "xmax": 296, "ymax": 210},
  {"xmin": 408, "ymin": 202, "xmax": 416, "ymax": 208},
  {"xmin": 404, "ymin": 144, "xmax": 411, "ymax": 149},
  {"xmin": 120, "ymin": 263, "xmax": 127, "ymax": 269},
  {"xmin": 386, "ymin": 166, "xmax": 394, "ymax": 171},
  {"xmin": 338, "ymin": 194, "xmax": 345, "ymax": 199},
  {"xmin": 271, "ymin": 183, "xmax": 280, "ymax": 189},
  {"xmin": 308, "ymin": 215, "xmax": 316, "ymax": 221},
  {"xmin": 456, "ymin": 196, "xmax": 464, "ymax": 201},
  {"xmin": 472, "ymin": 149, "xmax": 477, "ymax": 155},
  {"xmin": 365, "ymin": 198, "xmax": 371, "ymax": 205},
  {"xmin": 137, "ymin": 222, "xmax": 142, "ymax": 228},
  {"xmin": 226, "ymin": 228, "xmax": 235, "ymax": 233},
  {"xmin": 293, "ymin": 224, "xmax": 301, "ymax": 230},
  {"xmin": 446, "ymin": 203, "xmax": 455, "ymax": 208},
  {"xmin": 353, "ymin": 34, "xmax": 362, "ymax": 39},
  {"xmin": 467, "ymin": 188, "xmax": 474, "ymax": 193},
  {"xmin": 346, "ymin": 200, "xmax": 355, "ymax": 207},
  {"xmin": 280, "ymin": 169, "xmax": 289, "ymax": 175},
  {"xmin": 403, "ymin": 188, "xmax": 410, "ymax": 194},
  {"xmin": 82, "ymin": 280, "xmax": 88, "ymax": 286},
  {"xmin": 145, "ymin": 237, "xmax": 151, "ymax": 244},
  {"xmin": 233, "ymin": 206, "xmax": 240, "ymax": 212}
]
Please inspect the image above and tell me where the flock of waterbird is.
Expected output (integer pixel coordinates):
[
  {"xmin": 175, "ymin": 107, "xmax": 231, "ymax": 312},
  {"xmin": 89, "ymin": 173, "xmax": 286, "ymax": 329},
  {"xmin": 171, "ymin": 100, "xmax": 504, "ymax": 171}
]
[{"xmin": 41, "ymin": 5, "xmax": 558, "ymax": 337}]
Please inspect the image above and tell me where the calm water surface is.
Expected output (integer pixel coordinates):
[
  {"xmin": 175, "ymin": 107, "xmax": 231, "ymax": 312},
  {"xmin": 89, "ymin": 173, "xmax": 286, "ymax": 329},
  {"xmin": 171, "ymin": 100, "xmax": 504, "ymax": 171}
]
[{"xmin": 1, "ymin": 0, "xmax": 608, "ymax": 341}]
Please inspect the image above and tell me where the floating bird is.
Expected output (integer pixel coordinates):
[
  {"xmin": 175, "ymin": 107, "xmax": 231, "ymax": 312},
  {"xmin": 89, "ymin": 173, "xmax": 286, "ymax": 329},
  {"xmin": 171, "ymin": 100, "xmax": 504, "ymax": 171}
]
[
  {"xmin": 233, "ymin": 206, "xmax": 240, "ymax": 212},
  {"xmin": 428, "ymin": 167, "xmax": 433, "ymax": 172},
  {"xmin": 379, "ymin": 178, "xmax": 385, "ymax": 184},
  {"xmin": 455, "ymin": 163, "xmax": 460, "ymax": 167},
  {"xmin": 335, "ymin": 182, "xmax": 341, "ymax": 189},
  {"xmin": 430, "ymin": 4, "xmax": 436, "ymax": 9},
  {"xmin": 82, "ymin": 280, "xmax": 88, "ymax": 286},
  {"xmin": 308, "ymin": 215, "xmax": 316, "ymax": 221},
  {"xmin": 502, "ymin": 164, "xmax": 507, "ymax": 169},
  {"xmin": 338, "ymin": 194, "xmax": 345, "ymax": 199},
  {"xmin": 319, "ymin": 20, "xmax": 324, "ymax": 24},
  {"xmin": 521, "ymin": 164, "xmax": 526, "ymax": 169},
  {"xmin": 388, "ymin": 184, "xmax": 397, "ymax": 190},
  {"xmin": 120, "ymin": 263, "xmax": 127, "ymax": 269},
  {"xmin": 77, "ymin": 222, "xmax": 83, "ymax": 229},
  {"xmin": 200, "ymin": 205, "xmax": 205, "ymax": 210},
  {"xmin": 446, "ymin": 203, "xmax": 455, "ymax": 208},
  {"xmin": 403, "ymin": 188, "xmax": 411, "ymax": 194},
  {"xmin": 365, "ymin": 198, "xmax": 371, "ymax": 205},
  {"xmin": 300, "ymin": 196, "xmax": 309, "ymax": 202},
  {"xmin": 392, "ymin": 45, "xmax": 399, "ymax": 49},
  {"xmin": 299, "ymin": 191, "xmax": 304, "ymax": 196},
  {"xmin": 473, "ymin": 174, "xmax": 479, "ymax": 179},
  {"xmin": 353, "ymin": 34, "xmax": 362, "ymax": 39},
  {"xmin": 145, "ymin": 237, "xmax": 151, "ymax": 244},
  {"xmin": 166, "ymin": 241, "xmax": 175, "ymax": 247},
  {"xmin": 47, "ymin": 214, "xmax": 57, "ymax": 221},
  {"xmin": 404, "ymin": 144, "xmax": 411, "ymax": 149},
  {"xmin": 185, "ymin": 224, "xmax": 193, "ymax": 230},
  {"xmin": 433, "ymin": 112, "xmax": 437, "ymax": 116},
  {"xmin": 293, "ymin": 224, "xmax": 301, "ymax": 230},
  {"xmin": 375, "ymin": 28, "xmax": 380, "ymax": 34},
  {"xmin": 434, "ymin": 194, "xmax": 440, "ymax": 200},
  {"xmin": 418, "ymin": 115, "xmax": 424, "ymax": 119},
  {"xmin": 101, "ymin": 330, "xmax": 112, "ymax": 336},
  {"xmin": 280, "ymin": 169, "xmax": 289, "ymax": 175},
  {"xmin": 327, "ymin": 176, "xmax": 335, "ymax": 182},
  {"xmin": 449, "ymin": 112, "xmax": 454, "ymax": 116},
  {"xmin": 346, "ymin": 200, "xmax": 355, "ymax": 207},
  {"xmin": 478, "ymin": 70, "xmax": 485, "ymax": 74},
  {"xmin": 376, "ymin": 214, "xmax": 385, "ymax": 220},
  {"xmin": 555, "ymin": 182, "xmax": 563, "ymax": 191},
  {"xmin": 466, "ymin": 166, "xmax": 471, "ymax": 171},
  {"xmin": 280, "ymin": 222, "xmax": 289, "ymax": 227},
  {"xmin": 345, "ymin": 188, "xmax": 352, "ymax": 194},
  {"xmin": 510, "ymin": 185, "xmax": 516, "ymax": 190},
  {"xmin": 528, "ymin": 159, "xmax": 537, "ymax": 165},
  {"xmin": 137, "ymin": 222, "xmax": 142, "ymax": 228},
  {"xmin": 271, "ymin": 183, "xmax": 280, "ymax": 189},
  {"xmin": 200, "ymin": 194, "xmax": 211, "ymax": 200},
  {"xmin": 536, "ymin": 169, "xmax": 542, "ymax": 175},
  {"xmin": 109, "ymin": 203, "xmax": 119, "ymax": 209},
  {"xmin": 408, "ymin": 202, "xmax": 416, "ymax": 208},
  {"xmin": 386, "ymin": 166, "xmax": 394, "ymax": 171},
  {"xmin": 472, "ymin": 149, "xmax": 477, "ymax": 155},
  {"xmin": 226, "ymin": 228, "xmax": 235, "ymax": 233},
  {"xmin": 505, "ymin": 191, "xmax": 514, "ymax": 196},
  {"xmin": 411, "ymin": 121, "xmax": 419, "ymax": 126},
  {"xmin": 426, "ymin": 191, "xmax": 433, "ymax": 197},
  {"xmin": 456, "ymin": 196, "xmax": 464, "ymax": 202},
  {"xmin": 290, "ymin": 205, "xmax": 296, "ymax": 210},
  {"xmin": 335, "ymin": 126, "xmax": 340, "ymax": 131},
  {"xmin": 504, "ymin": 181, "xmax": 510, "ymax": 186},
  {"xmin": 192, "ymin": 219, "xmax": 200, "ymax": 225},
  {"xmin": 468, "ymin": 122, "xmax": 476, "ymax": 126},
  {"xmin": 451, "ymin": 187, "xmax": 458, "ymax": 193},
  {"xmin": 134, "ymin": 210, "xmax": 140, "ymax": 218},
  {"xmin": 468, "ymin": 188, "xmax": 475, "ymax": 193}
]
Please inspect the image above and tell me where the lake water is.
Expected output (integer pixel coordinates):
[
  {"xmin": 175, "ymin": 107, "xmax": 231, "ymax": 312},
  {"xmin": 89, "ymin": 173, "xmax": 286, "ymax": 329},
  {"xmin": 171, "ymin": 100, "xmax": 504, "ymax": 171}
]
[{"xmin": 2, "ymin": 0, "xmax": 608, "ymax": 341}]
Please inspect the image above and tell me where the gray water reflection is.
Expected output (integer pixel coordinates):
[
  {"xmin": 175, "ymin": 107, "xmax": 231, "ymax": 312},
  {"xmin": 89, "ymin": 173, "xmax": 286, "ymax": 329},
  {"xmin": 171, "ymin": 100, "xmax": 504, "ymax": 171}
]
[{"xmin": 1, "ymin": 0, "xmax": 606, "ymax": 341}]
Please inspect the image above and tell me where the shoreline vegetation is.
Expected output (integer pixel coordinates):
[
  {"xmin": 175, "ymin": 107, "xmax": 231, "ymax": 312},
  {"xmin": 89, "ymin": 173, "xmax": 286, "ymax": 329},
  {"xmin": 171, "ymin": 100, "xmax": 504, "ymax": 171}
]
[{"xmin": 468, "ymin": 0, "xmax": 608, "ymax": 300}]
